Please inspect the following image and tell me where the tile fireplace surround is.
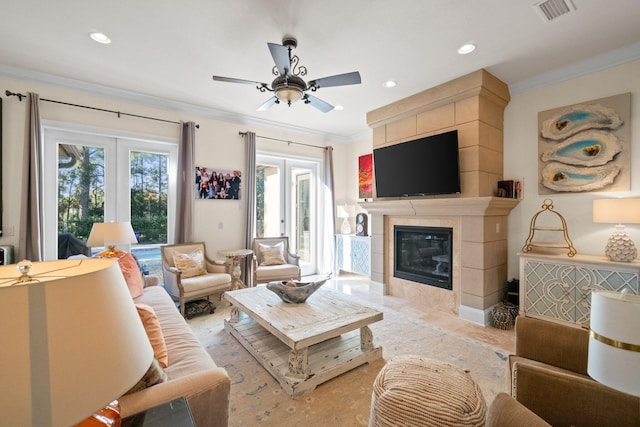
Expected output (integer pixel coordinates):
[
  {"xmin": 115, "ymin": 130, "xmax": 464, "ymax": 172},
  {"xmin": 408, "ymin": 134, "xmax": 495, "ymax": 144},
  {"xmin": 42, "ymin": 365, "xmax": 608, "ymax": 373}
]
[
  {"xmin": 362, "ymin": 198, "xmax": 518, "ymax": 325},
  {"xmin": 363, "ymin": 69, "xmax": 518, "ymax": 325}
]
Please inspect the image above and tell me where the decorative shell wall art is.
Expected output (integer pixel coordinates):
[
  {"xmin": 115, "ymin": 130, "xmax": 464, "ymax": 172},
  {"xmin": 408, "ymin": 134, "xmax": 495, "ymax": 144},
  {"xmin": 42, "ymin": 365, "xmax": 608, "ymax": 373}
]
[
  {"xmin": 540, "ymin": 130, "xmax": 622, "ymax": 167},
  {"xmin": 540, "ymin": 162, "xmax": 620, "ymax": 193},
  {"xmin": 540, "ymin": 103, "xmax": 623, "ymax": 140},
  {"xmin": 537, "ymin": 93, "xmax": 631, "ymax": 194}
]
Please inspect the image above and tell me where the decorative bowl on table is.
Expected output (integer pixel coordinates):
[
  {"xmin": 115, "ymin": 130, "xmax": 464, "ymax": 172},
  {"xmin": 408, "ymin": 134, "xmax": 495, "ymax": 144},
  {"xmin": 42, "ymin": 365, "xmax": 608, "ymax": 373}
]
[{"xmin": 266, "ymin": 279, "xmax": 327, "ymax": 304}]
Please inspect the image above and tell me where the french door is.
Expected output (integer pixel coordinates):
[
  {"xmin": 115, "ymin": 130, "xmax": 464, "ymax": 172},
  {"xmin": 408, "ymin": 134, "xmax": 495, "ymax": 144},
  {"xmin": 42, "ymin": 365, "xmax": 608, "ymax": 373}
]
[
  {"xmin": 256, "ymin": 154, "xmax": 319, "ymax": 276},
  {"xmin": 43, "ymin": 126, "xmax": 177, "ymax": 275}
]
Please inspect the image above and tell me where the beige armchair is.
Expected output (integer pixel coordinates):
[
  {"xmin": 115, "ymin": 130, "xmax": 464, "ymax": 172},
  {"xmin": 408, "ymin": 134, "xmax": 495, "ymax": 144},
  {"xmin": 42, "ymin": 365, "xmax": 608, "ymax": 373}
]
[
  {"xmin": 251, "ymin": 237, "xmax": 301, "ymax": 285},
  {"xmin": 161, "ymin": 242, "xmax": 232, "ymax": 317}
]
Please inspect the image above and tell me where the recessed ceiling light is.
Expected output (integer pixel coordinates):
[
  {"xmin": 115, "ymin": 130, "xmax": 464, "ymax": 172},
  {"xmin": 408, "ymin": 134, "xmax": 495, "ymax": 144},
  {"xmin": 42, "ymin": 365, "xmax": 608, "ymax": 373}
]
[
  {"xmin": 90, "ymin": 32, "xmax": 111, "ymax": 44},
  {"xmin": 457, "ymin": 43, "xmax": 476, "ymax": 55},
  {"xmin": 383, "ymin": 80, "xmax": 397, "ymax": 88},
  {"xmin": 334, "ymin": 105, "xmax": 344, "ymax": 111}
]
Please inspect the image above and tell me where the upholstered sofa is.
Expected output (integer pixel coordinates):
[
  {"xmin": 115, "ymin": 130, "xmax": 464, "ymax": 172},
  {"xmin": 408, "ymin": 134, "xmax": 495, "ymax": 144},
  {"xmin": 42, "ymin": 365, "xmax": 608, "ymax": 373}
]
[
  {"xmin": 508, "ymin": 316, "xmax": 639, "ymax": 427},
  {"xmin": 118, "ymin": 284, "xmax": 230, "ymax": 426}
]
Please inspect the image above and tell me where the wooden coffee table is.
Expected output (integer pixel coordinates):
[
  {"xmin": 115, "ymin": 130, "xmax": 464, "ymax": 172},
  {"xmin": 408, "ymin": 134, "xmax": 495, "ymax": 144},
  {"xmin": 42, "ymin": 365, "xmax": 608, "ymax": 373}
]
[{"xmin": 223, "ymin": 286, "xmax": 383, "ymax": 398}]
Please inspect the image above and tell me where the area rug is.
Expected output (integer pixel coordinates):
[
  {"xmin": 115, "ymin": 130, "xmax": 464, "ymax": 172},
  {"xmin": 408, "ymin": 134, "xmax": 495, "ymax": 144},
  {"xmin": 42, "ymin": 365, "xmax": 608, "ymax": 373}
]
[{"xmin": 187, "ymin": 296, "xmax": 509, "ymax": 427}]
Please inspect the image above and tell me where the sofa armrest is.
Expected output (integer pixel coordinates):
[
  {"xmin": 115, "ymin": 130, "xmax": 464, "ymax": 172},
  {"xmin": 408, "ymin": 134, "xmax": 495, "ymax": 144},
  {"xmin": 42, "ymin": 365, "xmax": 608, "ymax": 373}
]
[
  {"xmin": 118, "ymin": 368, "xmax": 230, "ymax": 427},
  {"xmin": 486, "ymin": 393, "xmax": 550, "ymax": 427},
  {"xmin": 514, "ymin": 316, "xmax": 589, "ymax": 375},
  {"xmin": 512, "ymin": 361, "xmax": 639, "ymax": 427}
]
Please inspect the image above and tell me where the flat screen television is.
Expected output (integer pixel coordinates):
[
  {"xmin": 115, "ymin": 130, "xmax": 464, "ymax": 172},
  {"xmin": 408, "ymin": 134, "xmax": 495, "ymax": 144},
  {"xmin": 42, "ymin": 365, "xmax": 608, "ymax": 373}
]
[{"xmin": 373, "ymin": 130, "xmax": 461, "ymax": 197}]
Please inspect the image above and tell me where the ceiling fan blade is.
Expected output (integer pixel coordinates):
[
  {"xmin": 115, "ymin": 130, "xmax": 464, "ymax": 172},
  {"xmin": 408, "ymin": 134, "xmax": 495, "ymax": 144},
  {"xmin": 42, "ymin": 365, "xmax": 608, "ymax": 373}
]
[
  {"xmin": 304, "ymin": 94, "xmax": 334, "ymax": 113},
  {"xmin": 257, "ymin": 96, "xmax": 279, "ymax": 111},
  {"xmin": 267, "ymin": 42, "xmax": 290, "ymax": 76},
  {"xmin": 308, "ymin": 71, "xmax": 361, "ymax": 89},
  {"xmin": 212, "ymin": 75, "xmax": 268, "ymax": 87}
]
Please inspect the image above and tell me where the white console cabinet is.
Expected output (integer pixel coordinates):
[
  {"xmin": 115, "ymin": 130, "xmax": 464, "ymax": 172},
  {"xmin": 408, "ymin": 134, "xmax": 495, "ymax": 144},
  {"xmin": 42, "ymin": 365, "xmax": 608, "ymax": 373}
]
[
  {"xmin": 336, "ymin": 235, "xmax": 371, "ymax": 277},
  {"xmin": 519, "ymin": 252, "xmax": 640, "ymax": 326}
]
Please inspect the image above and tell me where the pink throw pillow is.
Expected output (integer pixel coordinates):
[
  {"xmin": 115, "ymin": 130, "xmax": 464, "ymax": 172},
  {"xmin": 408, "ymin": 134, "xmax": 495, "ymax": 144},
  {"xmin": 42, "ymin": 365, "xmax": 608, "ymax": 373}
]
[
  {"xmin": 135, "ymin": 303, "xmax": 169, "ymax": 368},
  {"xmin": 118, "ymin": 253, "xmax": 145, "ymax": 298}
]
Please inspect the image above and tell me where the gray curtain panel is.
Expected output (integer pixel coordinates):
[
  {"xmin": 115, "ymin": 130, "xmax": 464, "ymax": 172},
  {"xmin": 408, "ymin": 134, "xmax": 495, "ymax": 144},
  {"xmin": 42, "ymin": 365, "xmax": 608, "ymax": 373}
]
[
  {"xmin": 322, "ymin": 146, "xmax": 336, "ymax": 275},
  {"xmin": 243, "ymin": 131, "xmax": 256, "ymax": 287},
  {"xmin": 19, "ymin": 93, "xmax": 44, "ymax": 261},
  {"xmin": 174, "ymin": 121, "xmax": 196, "ymax": 243}
]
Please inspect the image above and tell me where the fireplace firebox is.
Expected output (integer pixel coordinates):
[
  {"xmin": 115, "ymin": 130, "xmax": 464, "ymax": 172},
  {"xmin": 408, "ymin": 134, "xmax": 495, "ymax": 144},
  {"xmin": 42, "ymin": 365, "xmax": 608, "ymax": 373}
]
[{"xmin": 394, "ymin": 225, "xmax": 453, "ymax": 290}]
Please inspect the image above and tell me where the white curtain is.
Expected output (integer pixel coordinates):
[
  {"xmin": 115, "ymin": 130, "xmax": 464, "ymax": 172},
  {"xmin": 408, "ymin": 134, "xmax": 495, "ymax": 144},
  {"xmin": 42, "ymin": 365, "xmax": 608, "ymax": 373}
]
[
  {"xmin": 321, "ymin": 146, "xmax": 336, "ymax": 275},
  {"xmin": 19, "ymin": 93, "xmax": 44, "ymax": 261},
  {"xmin": 243, "ymin": 131, "xmax": 256, "ymax": 286},
  {"xmin": 174, "ymin": 121, "xmax": 196, "ymax": 243}
]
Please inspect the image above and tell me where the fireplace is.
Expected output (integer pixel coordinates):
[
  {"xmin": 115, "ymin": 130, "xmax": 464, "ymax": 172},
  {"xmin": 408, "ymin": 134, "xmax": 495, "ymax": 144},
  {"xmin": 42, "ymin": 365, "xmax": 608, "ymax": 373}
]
[{"xmin": 394, "ymin": 225, "xmax": 453, "ymax": 290}]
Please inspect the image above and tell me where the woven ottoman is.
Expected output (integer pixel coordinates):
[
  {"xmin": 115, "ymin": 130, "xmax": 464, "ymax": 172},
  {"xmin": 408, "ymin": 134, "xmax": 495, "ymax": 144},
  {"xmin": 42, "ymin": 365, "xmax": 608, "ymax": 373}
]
[{"xmin": 369, "ymin": 355, "xmax": 486, "ymax": 427}]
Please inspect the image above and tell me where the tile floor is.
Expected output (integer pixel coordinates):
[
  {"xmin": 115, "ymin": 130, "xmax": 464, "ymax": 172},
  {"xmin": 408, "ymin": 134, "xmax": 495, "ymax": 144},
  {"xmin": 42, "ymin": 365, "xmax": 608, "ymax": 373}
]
[{"xmin": 320, "ymin": 273, "xmax": 516, "ymax": 353}]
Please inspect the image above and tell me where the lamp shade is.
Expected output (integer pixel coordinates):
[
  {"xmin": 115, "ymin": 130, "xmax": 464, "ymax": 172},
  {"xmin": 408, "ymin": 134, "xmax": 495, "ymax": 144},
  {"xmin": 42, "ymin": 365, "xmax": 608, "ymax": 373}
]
[
  {"xmin": 87, "ymin": 221, "xmax": 138, "ymax": 248},
  {"xmin": 593, "ymin": 199, "xmax": 640, "ymax": 224},
  {"xmin": 336, "ymin": 205, "xmax": 349, "ymax": 218},
  {"xmin": 0, "ymin": 258, "xmax": 154, "ymax": 427},
  {"xmin": 588, "ymin": 290, "xmax": 640, "ymax": 397}
]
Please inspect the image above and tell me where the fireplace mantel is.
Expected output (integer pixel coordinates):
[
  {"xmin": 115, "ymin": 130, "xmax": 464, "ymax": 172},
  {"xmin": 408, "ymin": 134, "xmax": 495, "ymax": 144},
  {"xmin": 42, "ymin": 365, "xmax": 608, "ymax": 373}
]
[{"xmin": 361, "ymin": 197, "xmax": 519, "ymax": 217}]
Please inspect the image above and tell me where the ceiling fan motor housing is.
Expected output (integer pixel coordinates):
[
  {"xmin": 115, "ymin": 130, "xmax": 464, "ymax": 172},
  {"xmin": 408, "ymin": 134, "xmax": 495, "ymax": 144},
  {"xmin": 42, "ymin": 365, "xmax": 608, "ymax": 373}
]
[{"xmin": 273, "ymin": 74, "xmax": 306, "ymax": 103}]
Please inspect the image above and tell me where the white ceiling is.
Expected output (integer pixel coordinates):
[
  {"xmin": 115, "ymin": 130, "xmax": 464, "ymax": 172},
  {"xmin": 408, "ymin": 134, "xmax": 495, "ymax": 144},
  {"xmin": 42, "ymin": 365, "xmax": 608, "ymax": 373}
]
[{"xmin": 2, "ymin": 0, "xmax": 640, "ymax": 141}]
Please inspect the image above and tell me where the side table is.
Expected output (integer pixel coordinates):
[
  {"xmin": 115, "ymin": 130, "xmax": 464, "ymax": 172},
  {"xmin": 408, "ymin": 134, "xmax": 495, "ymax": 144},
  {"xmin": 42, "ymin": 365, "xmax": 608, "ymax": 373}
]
[
  {"xmin": 218, "ymin": 248, "xmax": 253, "ymax": 289},
  {"xmin": 122, "ymin": 397, "xmax": 194, "ymax": 427}
]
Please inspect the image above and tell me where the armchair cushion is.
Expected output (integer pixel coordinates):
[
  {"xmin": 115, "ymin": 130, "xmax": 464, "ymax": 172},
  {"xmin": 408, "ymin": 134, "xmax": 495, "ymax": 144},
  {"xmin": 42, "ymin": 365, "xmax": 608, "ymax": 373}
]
[
  {"xmin": 258, "ymin": 242, "xmax": 286, "ymax": 266},
  {"xmin": 172, "ymin": 248, "xmax": 207, "ymax": 278}
]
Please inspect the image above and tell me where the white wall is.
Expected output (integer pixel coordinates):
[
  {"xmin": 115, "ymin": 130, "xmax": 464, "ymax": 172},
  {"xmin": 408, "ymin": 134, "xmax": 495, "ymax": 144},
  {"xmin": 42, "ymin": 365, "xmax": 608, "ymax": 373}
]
[
  {"xmin": 331, "ymin": 135, "xmax": 373, "ymax": 233},
  {"xmin": 503, "ymin": 59, "xmax": 640, "ymax": 279},
  {"xmin": 0, "ymin": 75, "xmax": 336, "ymax": 259}
]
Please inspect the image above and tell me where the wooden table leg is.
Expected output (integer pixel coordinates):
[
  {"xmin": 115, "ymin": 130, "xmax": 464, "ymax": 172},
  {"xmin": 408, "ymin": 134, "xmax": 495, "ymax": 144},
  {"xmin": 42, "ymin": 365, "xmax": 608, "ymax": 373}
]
[
  {"xmin": 230, "ymin": 305, "xmax": 239, "ymax": 323},
  {"xmin": 286, "ymin": 347, "xmax": 310, "ymax": 379},
  {"xmin": 360, "ymin": 325, "xmax": 373, "ymax": 351}
]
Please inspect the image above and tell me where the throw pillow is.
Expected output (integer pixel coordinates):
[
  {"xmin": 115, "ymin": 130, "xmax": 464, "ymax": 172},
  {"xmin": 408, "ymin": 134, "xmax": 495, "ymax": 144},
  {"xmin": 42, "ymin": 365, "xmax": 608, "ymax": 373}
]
[
  {"xmin": 172, "ymin": 248, "xmax": 207, "ymax": 278},
  {"xmin": 259, "ymin": 242, "xmax": 286, "ymax": 266},
  {"xmin": 117, "ymin": 252, "xmax": 145, "ymax": 298},
  {"xmin": 135, "ymin": 303, "xmax": 169, "ymax": 368},
  {"xmin": 123, "ymin": 357, "xmax": 168, "ymax": 395}
]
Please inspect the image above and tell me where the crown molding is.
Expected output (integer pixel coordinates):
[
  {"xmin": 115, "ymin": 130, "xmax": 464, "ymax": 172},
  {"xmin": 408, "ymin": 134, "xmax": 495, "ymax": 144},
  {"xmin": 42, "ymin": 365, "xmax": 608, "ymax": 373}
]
[
  {"xmin": 0, "ymin": 64, "xmax": 356, "ymax": 144},
  {"xmin": 509, "ymin": 42, "xmax": 640, "ymax": 95}
]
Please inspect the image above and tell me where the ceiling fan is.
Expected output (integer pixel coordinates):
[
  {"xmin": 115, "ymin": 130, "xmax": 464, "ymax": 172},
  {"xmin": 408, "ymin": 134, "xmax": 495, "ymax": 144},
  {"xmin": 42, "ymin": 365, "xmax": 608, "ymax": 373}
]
[{"xmin": 212, "ymin": 36, "xmax": 361, "ymax": 113}]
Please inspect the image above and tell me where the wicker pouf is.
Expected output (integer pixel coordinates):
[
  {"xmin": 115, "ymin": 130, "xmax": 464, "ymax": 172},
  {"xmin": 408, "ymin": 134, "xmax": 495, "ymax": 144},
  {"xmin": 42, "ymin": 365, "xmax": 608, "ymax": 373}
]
[{"xmin": 369, "ymin": 355, "xmax": 486, "ymax": 427}]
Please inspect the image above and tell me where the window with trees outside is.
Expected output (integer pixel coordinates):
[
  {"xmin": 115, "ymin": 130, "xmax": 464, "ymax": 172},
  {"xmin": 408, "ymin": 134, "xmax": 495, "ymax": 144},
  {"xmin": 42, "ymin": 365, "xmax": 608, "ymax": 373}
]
[{"xmin": 43, "ymin": 127, "xmax": 177, "ymax": 277}]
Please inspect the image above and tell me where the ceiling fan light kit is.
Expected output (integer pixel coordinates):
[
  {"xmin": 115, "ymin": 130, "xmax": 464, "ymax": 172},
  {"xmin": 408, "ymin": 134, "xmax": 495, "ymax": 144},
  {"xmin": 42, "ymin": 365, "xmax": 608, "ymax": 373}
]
[{"xmin": 213, "ymin": 36, "xmax": 361, "ymax": 113}]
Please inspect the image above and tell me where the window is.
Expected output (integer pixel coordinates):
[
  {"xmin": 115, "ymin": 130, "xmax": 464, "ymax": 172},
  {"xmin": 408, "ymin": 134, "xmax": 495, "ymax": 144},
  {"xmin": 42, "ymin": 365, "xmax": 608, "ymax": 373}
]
[{"xmin": 43, "ymin": 126, "xmax": 177, "ymax": 276}]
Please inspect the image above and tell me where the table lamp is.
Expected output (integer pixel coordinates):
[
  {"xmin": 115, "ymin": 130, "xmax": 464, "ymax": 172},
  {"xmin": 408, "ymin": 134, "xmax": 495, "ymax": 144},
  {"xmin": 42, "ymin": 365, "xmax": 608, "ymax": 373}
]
[
  {"xmin": 588, "ymin": 290, "xmax": 640, "ymax": 397},
  {"xmin": 0, "ymin": 258, "xmax": 154, "ymax": 427},
  {"xmin": 337, "ymin": 205, "xmax": 352, "ymax": 235},
  {"xmin": 593, "ymin": 198, "xmax": 640, "ymax": 262},
  {"xmin": 87, "ymin": 221, "xmax": 138, "ymax": 258}
]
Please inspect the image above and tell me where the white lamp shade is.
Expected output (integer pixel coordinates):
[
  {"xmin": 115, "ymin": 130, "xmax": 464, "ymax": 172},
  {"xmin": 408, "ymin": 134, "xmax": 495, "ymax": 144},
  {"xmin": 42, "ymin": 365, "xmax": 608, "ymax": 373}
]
[
  {"xmin": 588, "ymin": 290, "xmax": 640, "ymax": 397},
  {"xmin": 593, "ymin": 199, "xmax": 640, "ymax": 224},
  {"xmin": 0, "ymin": 259, "xmax": 153, "ymax": 427},
  {"xmin": 87, "ymin": 221, "xmax": 138, "ymax": 247}
]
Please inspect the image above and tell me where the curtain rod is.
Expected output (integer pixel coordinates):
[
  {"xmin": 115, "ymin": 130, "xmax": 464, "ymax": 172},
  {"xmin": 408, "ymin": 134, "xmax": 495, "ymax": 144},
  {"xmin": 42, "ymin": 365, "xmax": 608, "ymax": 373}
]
[
  {"xmin": 239, "ymin": 131, "xmax": 327, "ymax": 150},
  {"xmin": 4, "ymin": 90, "xmax": 199, "ymax": 128}
]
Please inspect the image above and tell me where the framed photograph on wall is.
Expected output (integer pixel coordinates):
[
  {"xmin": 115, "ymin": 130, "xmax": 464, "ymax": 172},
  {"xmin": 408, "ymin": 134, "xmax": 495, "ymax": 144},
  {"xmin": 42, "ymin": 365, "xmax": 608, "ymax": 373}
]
[
  {"xmin": 195, "ymin": 167, "xmax": 242, "ymax": 200},
  {"xmin": 358, "ymin": 153, "xmax": 373, "ymax": 200}
]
